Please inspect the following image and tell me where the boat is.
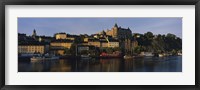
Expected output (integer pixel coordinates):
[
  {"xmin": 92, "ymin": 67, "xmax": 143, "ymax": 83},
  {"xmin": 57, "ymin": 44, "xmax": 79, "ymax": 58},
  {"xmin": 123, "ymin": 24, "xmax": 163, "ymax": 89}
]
[
  {"xmin": 178, "ymin": 52, "xmax": 182, "ymax": 56},
  {"xmin": 159, "ymin": 54, "xmax": 164, "ymax": 57},
  {"xmin": 144, "ymin": 52, "xmax": 154, "ymax": 57},
  {"xmin": 99, "ymin": 51, "xmax": 122, "ymax": 58},
  {"xmin": 123, "ymin": 55, "xmax": 134, "ymax": 59},
  {"xmin": 81, "ymin": 55, "xmax": 92, "ymax": 59},
  {"xmin": 30, "ymin": 54, "xmax": 59, "ymax": 61},
  {"xmin": 31, "ymin": 56, "xmax": 59, "ymax": 61}
]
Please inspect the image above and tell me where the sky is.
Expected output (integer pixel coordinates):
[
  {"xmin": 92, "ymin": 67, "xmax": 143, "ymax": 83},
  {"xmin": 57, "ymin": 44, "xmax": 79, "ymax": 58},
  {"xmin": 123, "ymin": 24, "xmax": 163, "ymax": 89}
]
[{"xmin": 18, "ymin": 18, "xmax": 182, "ymax": 38}]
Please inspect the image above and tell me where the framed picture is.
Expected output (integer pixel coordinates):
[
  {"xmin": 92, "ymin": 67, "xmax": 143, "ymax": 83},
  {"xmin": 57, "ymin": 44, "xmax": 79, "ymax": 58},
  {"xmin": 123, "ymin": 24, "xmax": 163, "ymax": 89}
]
[{"xmin": 0, "ymin": 0, "xmax": 199, "ymax": 89}]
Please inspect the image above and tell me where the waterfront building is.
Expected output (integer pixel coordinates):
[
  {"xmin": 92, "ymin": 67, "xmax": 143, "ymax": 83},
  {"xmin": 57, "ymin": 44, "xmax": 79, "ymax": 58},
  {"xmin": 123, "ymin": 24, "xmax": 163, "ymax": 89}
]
[
  {"xmin": 50, "ymin": 39, "xmax": 73, "ymax": 49},
  {"xmin": 88, "ymin": 39, "xmax": 101, "ymax": 47},
  {"xmin": 18, "ymin": 41, "xmax": 49, "ymax": 54},
  {"xmin": 87, "ymin": 37, "xmax": 112, "ymax": 48},
  {"xmin": 100, "ymin": 41, "xmax": 108, "ymax": 48},
  {"xmin": 50, "ymin": 39, "xmax": 74, "ymax": 55},
  {"xmin": 107, "ymin": 38, "xmax": 119, "ymax": 48}
]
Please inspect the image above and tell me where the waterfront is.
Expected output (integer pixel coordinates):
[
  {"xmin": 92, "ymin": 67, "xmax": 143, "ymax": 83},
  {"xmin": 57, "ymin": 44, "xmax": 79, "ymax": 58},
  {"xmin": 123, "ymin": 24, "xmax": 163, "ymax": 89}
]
[{"xmin": 18, "ymin": 56, "xmax": 182, "ymax": 72}]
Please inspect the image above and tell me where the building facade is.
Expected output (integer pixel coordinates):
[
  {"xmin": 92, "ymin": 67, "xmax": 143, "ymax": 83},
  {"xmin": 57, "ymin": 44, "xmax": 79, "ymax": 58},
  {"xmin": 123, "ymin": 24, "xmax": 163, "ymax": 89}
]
[
  {"xmin": 18, "ymin": 41, "xmax": 48, "ymax": 54},
  {"xmin": 106, "ymin": 23, "xmax": 132, "ymax": 39},
  {"xmin": 50, "ymin": 40, "xmax": 73, "ymax": 49},
  {"xmin": 55, "ymin": 33, "xmax": 67, "ymax": 39},
  {"xmin": 88, "ymin": 40, "xmax": 101, "ymax": 47},
  {"xmin": 50, "ymin": 40, "xmax": 74, "ymax": 55},
  {"xmin": 18, "ymin": 45, "xmax": 45, "ymax": 54},
  {"xmin": 107, "ymin": 38, "xmax": 119, "ymax": 48}
]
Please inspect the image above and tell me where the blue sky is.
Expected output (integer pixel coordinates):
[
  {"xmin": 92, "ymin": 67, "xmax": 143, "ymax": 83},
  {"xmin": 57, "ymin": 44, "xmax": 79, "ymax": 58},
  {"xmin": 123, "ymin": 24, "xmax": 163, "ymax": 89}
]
[{"xmin": 18, "ymin": 18, "xmax": 182, "ymax": 38}]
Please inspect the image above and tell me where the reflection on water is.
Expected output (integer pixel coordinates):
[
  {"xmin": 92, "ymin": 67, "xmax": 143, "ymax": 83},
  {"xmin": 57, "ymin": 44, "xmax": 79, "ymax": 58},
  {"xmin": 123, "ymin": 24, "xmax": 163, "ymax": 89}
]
[{"xmin": 18, "ymin": 56, "xmax": 182, "ymax": 72}]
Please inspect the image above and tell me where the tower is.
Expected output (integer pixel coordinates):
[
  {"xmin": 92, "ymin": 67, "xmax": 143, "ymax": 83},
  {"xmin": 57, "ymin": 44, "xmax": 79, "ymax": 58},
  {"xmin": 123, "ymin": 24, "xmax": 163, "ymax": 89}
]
[
  {"xmin": 113, "ymin": 23, "xmax": 118, "ymax": 38},
  {"xmin": 114, "ymin": 23, "xmax": 118, "ymax": 28},
  {"xmin": 32, "ymin": 29, "xmax": 37, "ymax": 38}
]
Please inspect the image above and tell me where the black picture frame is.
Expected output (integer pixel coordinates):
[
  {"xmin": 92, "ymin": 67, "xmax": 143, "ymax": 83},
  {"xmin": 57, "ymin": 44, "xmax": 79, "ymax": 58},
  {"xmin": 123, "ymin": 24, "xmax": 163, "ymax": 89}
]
[{"xmin": 0, "ymin": 0, "xmax": 200, "ymax": 90}]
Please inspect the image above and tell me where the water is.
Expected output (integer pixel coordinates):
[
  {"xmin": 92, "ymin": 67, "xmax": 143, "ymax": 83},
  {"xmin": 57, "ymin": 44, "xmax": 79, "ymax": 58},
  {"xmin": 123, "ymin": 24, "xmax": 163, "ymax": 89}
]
[{"xmin": 18, "ymin": 56, "xmax": 182, "ymax": 72}]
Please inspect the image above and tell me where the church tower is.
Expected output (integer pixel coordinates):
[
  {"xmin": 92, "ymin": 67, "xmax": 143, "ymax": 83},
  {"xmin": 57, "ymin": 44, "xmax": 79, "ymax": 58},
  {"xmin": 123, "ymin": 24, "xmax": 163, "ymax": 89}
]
[
  {"xmin": 32, "ymin": 29, "xmax": 37, "ymax": 38},
  {"xmin": 113, "ymin": 23, "xmax": 118, "ymax": 38},
  {"xmin": 114, "ymin": 23, "xmax": 118, "ymax": 28}
]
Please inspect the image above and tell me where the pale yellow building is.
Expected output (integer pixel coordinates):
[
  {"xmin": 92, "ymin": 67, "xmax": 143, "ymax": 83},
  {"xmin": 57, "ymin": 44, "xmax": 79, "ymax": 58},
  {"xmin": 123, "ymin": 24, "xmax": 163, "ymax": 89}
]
[
  {"xmin": 84, "ymin": 38, "xmax": 88, "ymax": 42},
  {"xmin": 88, "ymin": 39, "xmax": 101, "ymax": 47},
  {"xmin": 88, "ymin": 41, "xmax": 101, "ymax": 47},
  {"xmin": 108, "ymin": 41, "xmax": 119, "ymax": 48},
  {"xmin": 101, "ymin": 41, "xmax": 108, "ymax": 48},
  {"xmin": 55, "ymin": 33, "xmax": 67, "ymax": 39},
  {"xmin": 18, "ymin": 45, "xmax": 45, "ymax": 54},
  {"xmin": 50, "ymin": 40, "xmax": 73, "ymax": 49},
  {"xmin": 107, "ymin": 38, "xmax": 119, "ymax": 48},
  {"xmin": 50, "ymin": 40, "xmax": 74, "ymax": 55}
]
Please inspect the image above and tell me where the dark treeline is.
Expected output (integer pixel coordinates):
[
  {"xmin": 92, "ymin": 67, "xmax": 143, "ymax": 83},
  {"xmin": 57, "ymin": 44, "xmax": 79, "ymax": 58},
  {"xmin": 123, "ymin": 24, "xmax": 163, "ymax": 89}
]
[{"xmin": 134, "ymin": 32, "xmax": 182, "ymax": 54}]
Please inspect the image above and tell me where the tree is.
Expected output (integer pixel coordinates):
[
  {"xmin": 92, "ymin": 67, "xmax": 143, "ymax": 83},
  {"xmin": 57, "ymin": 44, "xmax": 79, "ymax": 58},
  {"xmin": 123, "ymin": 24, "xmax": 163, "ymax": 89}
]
[
  {"xmin": 144, "ymin": 32, "xmax": 154, "ymax": 39},
  {"xmin": 133, "ymin": 32, "xmax": 182, "ymax": 54}
]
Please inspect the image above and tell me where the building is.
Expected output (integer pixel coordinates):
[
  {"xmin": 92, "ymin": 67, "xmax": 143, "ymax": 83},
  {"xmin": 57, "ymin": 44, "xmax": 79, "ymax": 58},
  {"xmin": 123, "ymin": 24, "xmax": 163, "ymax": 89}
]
[
  {"xmin": 105, "ymin": 23, "xmax": 132, "ymax": 39},
  {"xmin": 66, "ymin": 34, "xmax": 79, "ymax": 40},
  {"xmin": 107, "ymin": 38, "xmax": 119, "ymax": 48},
  {"xmin": 50, "ymin": 39, "xmax": 73, "ymax": 49},
  {"xmin": 100, "ymin": 41, "xmax": 108, "ymax": 48},
  {"xmin": 83, "ymin": 37, "xmax": 120, "ymax": 48},
  {"xmin": 88, "ymin": 39, "xmax": 101, "ymax": 47},
  {"xmin": 50, "ymin": 39, "xmax": 74, "ymax": 55},
  {"xmin": 55, "ymin": 32, "xmax": 67, "ymax": 39},
  {"xmin": 32, "ymin": 29, "xmax": 37, "ymax": 38},
  {"xmin": 84, "ymin": 37, "xmax": 89, "ymax": 42},
  {"xmin": 99, "ymin": 37, "xmax": 108, "ymax": 48},
  {"xmin": 18, "ymin": 41, "xmax": 49, "ymax": 54}
]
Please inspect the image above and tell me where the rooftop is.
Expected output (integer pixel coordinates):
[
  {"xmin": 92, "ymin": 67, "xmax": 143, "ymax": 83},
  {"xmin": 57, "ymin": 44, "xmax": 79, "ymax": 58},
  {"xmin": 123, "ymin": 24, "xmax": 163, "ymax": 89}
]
[
  {"xmin": 51, "ymin": 39, "xmax": 74, "ymax": 43},
  {"xmin": 18, "ymin": 41, "xmax": 48, "ymax": 46}
]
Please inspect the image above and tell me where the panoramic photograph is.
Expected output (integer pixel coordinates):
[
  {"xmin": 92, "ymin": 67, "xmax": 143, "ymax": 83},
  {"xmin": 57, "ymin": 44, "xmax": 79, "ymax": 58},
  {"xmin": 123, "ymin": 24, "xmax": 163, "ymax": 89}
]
[{"xmin": 18, "ymin": 18, "xmax": 182, "ymax": 72}]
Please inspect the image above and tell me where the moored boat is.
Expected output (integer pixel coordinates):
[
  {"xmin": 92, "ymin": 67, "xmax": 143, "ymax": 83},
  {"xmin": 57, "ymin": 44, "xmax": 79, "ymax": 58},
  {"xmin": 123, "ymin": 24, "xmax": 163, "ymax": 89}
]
[
  {"xmin": 30, "ymin": 54, "xmax": 59, "ymax": 61},
  {"xmin": 178, "ymin": 52, "xmax": 182, "ymax": 56},
  {"xmin": 123, "ymin": 55, "xmax": 134, "ymax": 59},
  {"xmin": 144, "ymin": 52, "xmax": 154, "ymax": 57},
  {"xmin": 81, "ymin": 55, "xmax": 92, "ymax": 59},
  {"xmin": 159, "ymin": 54, "xmax": 164, "ymax": 57}
]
